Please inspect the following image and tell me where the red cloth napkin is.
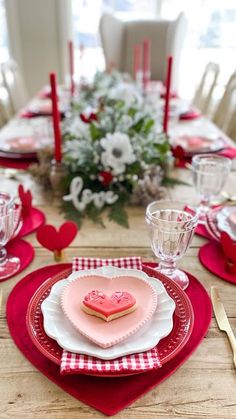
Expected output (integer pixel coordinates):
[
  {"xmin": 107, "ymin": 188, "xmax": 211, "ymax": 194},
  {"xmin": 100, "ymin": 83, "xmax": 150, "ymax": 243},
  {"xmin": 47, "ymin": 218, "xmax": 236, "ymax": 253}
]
[
  {"xmin": 20, "ymin": 110, "xmax": 65, "ymax": 118},
  {"xmin": 20, "ymin": 111, "xmax": 45, "ymax": 118},
  {"xmin": 172, "ymin": 145, "xmax": 236, "ymax": 169},
  {"xmin": 61, "ymin": 256, "xmax": 161, "ymax": 375},
  {"xmin": 6, "ymin": 262, "xmax": 212, "ymax": 416},
  {"xmin": 218, "ymin": 147, "xmax": 236, "ymax": 159},
  {"xmin": 0, "ymin": 157, "xmax": 37, "ymax": 170},
  {"xmin": 179, "ymin": 109, "xmax": 202, "ymax": 120}
]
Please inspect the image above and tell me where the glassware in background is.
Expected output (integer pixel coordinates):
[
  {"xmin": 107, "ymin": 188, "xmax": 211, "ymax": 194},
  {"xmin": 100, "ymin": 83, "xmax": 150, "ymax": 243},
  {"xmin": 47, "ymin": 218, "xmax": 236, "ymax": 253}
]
[
  {"xmin": 0, "ymin": 192, "xmax": 14, "ymax": 214},
  {"xmin": 146, "ymin": 201, "xmax": 198, "ymax": 290},
  {"xmin": 32, "ymin": 118, "xmax": 53, "ymax": 149},
  {"xmin": 192, "ymin": 154, "xmax": 231, "ymax": 221},
  {"xmin": 156, "ymin": 99, "xmax": 180, "ymax": 129},
  {"xmin": 0, "ymin": 193, "xmax": 21, "ymax": 279}
]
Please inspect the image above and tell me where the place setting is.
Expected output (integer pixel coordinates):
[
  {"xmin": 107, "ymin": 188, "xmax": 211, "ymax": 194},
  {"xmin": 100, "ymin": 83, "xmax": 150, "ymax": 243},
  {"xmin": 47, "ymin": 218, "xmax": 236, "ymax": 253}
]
[
  {"xmin": 0, "ymin": 118, "xmax": 53, "ymax": 169},
  {"xmin": 182, "ymin": 152, "xmax": 236, "ymax": 284},
  {"xmin": 6, "ymin": 200, "xmax": 212, "ymax": 415},
  {"xmin": 170, "ymin": 123, "xmax": 236, "ymax": 168},
  {"xmin": 20, "ymin": 98, "xmax": 69, "ymax": 119},
  {"xmin": 0, "ymin": 185, "xmax": 47, "ymax": 282},
  {"xmin": 199, "ymin": 206, "xmax": 236, "ymax": 284}
]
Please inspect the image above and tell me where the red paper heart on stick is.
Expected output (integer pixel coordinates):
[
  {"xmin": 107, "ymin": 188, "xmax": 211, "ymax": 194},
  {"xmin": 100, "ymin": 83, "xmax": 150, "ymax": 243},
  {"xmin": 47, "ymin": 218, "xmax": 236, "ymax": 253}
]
[
  {"xmin": 220, "ymin": 231, "xmax": 236, "ymax": 273},
  {"xmin": 171, "ymin": 145, "xmax": 185, "ymax": 158},
  {"xmin": 18, "ymin": 184, "xmax": 32, "ymax": 215},
  {"xmin": 36, "ymin": 222, "xmax": 78, "ymax": 260}
]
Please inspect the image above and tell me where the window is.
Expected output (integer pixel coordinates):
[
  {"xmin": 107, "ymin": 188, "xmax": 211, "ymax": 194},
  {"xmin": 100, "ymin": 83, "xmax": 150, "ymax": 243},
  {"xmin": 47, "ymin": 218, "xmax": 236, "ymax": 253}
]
[
  {"xmin": 161, "ymin": 0, "xmax": 236, "ymax": 99},
  {"xmin": 0, "ymin": 0, "xmax": 9, "ymax": 63},
  {"xmin": 71, "ymin": 0, "xmax": 236, "ymax": 102},
  {"xmin": 71, "ymin": 0, "xmax": 157, "ymax": 80}
]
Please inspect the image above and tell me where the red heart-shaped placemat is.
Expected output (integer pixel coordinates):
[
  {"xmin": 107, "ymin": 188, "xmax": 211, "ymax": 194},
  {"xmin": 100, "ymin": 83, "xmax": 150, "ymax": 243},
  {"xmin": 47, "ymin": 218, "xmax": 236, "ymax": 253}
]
[
  {"xmin": 36, "ymin": 222, "xmax": 78, "ymax": 251},
  {"xmin": 6, "ymin": 262, "xmax": 211, "ymax": 415}
]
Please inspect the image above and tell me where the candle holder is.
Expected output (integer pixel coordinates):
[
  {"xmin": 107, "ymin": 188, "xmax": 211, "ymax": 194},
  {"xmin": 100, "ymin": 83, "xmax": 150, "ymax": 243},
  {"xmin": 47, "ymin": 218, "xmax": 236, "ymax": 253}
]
[
  {"xmin": 54, "ymin": 249, "xmax": 66, "ymax": 262},
  {"xmin": 49, "ymin": 160, "xmax": 68, "ymax": 197}
]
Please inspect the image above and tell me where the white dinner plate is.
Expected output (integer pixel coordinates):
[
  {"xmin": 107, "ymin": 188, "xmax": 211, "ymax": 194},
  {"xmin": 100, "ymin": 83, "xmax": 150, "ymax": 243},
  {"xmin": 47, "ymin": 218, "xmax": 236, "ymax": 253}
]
[
  {"xmin": 216, "ymin": 206, "xmax": 236, "ymax": 240},
  {"xmin": 41, "ymin": 266, "xmax": 175, "ymax": 360}
]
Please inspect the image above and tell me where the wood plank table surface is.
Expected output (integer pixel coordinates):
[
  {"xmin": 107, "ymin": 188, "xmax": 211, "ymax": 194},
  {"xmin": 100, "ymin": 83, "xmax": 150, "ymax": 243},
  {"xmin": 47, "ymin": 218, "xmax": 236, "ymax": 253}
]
[{"xmin": 0, "ymin": 115, "xmax": 235, "ymax": 418}]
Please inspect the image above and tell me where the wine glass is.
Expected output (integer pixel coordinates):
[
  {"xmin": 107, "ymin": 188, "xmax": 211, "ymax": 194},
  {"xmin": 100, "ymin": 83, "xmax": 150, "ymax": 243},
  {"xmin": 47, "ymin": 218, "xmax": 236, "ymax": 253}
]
[
  {"xmin": 0, "ymin": 193, "xmax": 22, "ymax": 279},
  {"xmin": 145, "ymin": 201, "xmax": 198, "ymax": 290},
  {"xmin": 0, "ymin": 192, "xmax": 14, "ymax": 214},
  {"xmin": 192, "ymin": 154, "xmax": 231, "ymax": 221}
]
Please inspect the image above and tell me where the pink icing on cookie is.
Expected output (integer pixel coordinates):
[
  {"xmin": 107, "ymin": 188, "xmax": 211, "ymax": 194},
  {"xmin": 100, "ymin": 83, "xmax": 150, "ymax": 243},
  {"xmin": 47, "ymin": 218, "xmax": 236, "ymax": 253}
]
[{"xmin": 82, "ymin": 290, "xmax": 136, "ymax": 318}]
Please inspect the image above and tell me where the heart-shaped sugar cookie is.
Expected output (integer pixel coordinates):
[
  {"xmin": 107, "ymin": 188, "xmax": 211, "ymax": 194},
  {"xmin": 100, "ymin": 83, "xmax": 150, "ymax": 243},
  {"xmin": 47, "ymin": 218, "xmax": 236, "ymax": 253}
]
[{"xmin": 82, "ymin": 290, "xmax": 137, "ymax": 321}]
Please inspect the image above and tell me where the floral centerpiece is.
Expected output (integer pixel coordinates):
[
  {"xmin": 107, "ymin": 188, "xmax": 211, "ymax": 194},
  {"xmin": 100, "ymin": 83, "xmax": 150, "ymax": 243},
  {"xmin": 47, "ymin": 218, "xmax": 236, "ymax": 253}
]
[{"xmin": 59, "ymin": 71, "xmax": 172, "ymax": 227}]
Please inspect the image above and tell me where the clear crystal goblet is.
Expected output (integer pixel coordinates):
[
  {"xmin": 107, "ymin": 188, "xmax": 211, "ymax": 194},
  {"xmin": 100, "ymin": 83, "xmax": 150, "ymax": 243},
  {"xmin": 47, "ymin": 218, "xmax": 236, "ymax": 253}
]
[
  {"xmin": 0, "ymin": 193, "xmax": 22, "ymax": 279},
  {"xmin": 192, "ymin": 154, "xmax": 231, "ymax": 221},
  {"xmin": 145, "ymin": 200, "xmax": 198, "ymax": 290}
]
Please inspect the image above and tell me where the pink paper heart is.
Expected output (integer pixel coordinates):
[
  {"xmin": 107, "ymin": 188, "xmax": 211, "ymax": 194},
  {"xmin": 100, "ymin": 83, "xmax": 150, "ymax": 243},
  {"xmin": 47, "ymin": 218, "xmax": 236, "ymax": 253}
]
[
  {"xmin": 220, "ymin": 231, "xmax": 236, "ymax": 273},
  {"xmin": 36, "ymin": 221, "xmax": 78, "ymax": 251},
  {"xmin": 220, "ymin": 231, "xmax": 236, "ymax": 262},
  {"xmin": 172, "ymin": 145, "xmax": 185, "ymax": 159},
  {"xmin": 18, "ymin": 184, "xmax": 32, "ymax": 214}
]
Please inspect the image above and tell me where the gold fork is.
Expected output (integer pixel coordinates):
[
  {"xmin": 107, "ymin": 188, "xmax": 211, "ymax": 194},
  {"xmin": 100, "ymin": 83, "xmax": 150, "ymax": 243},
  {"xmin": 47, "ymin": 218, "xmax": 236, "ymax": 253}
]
[{"xmin": 0, "ymin": 288, "xmax": 2, "ymax": 313}]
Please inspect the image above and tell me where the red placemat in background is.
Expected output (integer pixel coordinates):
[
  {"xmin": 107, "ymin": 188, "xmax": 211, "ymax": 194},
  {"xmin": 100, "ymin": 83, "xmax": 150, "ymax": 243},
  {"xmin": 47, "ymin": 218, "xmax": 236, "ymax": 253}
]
[
  {"xmin": 1, "ymin": 239, "xmax": 34, "ymax": 282},
  {"xmin": 7, "ymin": 262, "xmax": 211, "ymax": 416},
  {"xmin": 199, "ymin": 242, "xmax": 236, "ymax": 285},
  {"xmin": 18, "ymin": 207, "xmax": 46, "ymax": 238}
]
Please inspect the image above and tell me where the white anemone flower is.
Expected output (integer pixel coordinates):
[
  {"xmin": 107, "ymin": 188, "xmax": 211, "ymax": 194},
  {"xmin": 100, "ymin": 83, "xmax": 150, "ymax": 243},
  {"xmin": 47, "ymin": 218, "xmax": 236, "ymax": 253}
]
[
  {"xmin": 109, "ymin": 83, "xmax": 142, "ymax": 106},
  {"xmin": 100, "ymin": 132, "xmax": 136, "ymax": 175}
]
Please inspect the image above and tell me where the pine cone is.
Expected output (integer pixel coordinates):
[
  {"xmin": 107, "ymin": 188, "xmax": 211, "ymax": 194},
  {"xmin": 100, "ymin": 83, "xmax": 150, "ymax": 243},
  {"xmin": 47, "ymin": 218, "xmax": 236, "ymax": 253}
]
[
  {"xmin": 28, "ymin": 147, "xmax": 54, "ymax": 188},
  {"xmin": 131, "ymin": 165, "xmax": 166, "ymax": 206}
]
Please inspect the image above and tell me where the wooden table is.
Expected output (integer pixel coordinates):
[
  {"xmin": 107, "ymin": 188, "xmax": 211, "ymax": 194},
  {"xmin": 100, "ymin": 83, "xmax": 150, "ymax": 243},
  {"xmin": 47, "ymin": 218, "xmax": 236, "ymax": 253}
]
[
  {"xmin": 0, "ymin": 107, "xmax": 236, "ymax": 418},
  {"xmin": 0, "ymin": 167, "xmax": 235, "ymax": 419}
]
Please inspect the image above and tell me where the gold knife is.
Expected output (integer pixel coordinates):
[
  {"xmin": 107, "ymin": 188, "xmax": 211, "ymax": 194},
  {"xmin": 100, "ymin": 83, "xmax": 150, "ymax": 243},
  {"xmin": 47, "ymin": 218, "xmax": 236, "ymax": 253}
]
[{"xmin": 211, "ymin": 287, "xmax": 236, "ymax": 369}]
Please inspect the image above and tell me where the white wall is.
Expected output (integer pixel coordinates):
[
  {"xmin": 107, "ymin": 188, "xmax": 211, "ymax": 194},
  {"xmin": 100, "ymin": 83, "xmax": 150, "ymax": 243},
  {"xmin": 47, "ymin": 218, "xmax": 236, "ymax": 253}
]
[{"xmin": 6, "ymin": 0, "xmax": 72, "ymax": 97}]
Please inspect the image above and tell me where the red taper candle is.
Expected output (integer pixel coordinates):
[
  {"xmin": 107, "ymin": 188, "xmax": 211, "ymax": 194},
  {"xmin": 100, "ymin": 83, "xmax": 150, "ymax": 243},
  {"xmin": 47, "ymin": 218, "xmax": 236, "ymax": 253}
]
[
  {"xmin": 50, "ymin": 72, "xmax": 62, "ymax": 163},
  {"xmin": 68, "ymin": 40, "xmax": 75, "ymax": 96},
  {"xmin": 142, "ymin": 38, "xmax": 151, "ymax": 90},
  {"xmin": 133, "ymin": 44, "xmax": 142, "ymax": 81},
  {"xmin": 163, "ymin": 56, "xmax": 173, "ymax": 134}
]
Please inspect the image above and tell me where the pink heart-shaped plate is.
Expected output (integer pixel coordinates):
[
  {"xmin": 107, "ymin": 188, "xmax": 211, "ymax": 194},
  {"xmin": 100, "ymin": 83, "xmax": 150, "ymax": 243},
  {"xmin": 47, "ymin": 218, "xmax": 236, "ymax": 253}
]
[{"xmin": 61, "ymin": 274, "xmax": 158, "ymax": 348}]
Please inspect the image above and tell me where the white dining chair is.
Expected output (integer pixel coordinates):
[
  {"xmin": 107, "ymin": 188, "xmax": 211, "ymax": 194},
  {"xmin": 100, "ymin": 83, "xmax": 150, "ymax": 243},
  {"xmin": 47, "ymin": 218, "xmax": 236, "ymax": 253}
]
[
  {"xmin": 192, "ymin": 62, "xmax": 220, "ymax": 115},
  {"xmin": 0, "ymin": 70, "xmax": 14, "ymax": 127},
  {"xmin": 213, "ymin": 70, "xmax": 236, "ymax": 133},
  {"xmin": 99, "ymin": 12, "xmax": 187, "ymax": 92},
  {"xmin": 1, "ymin": 60, "xmax": 28, "ymax": 114},
  {"xmin": 214, "ymin": 78, "xmax": 236, "ymax": 141}
]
